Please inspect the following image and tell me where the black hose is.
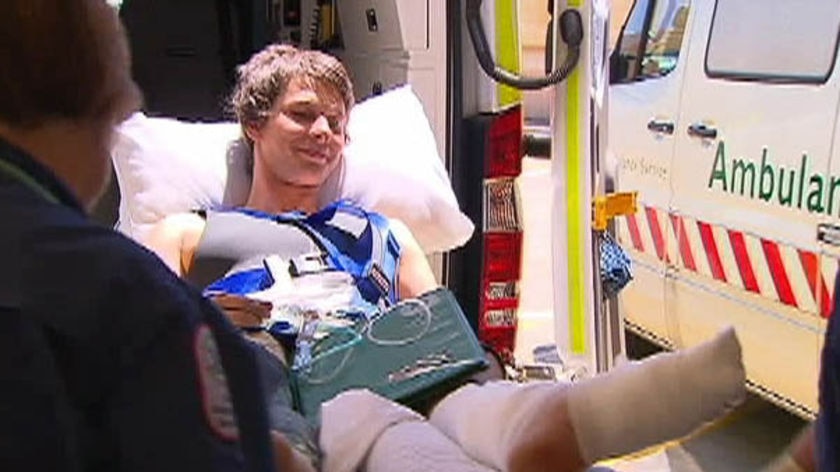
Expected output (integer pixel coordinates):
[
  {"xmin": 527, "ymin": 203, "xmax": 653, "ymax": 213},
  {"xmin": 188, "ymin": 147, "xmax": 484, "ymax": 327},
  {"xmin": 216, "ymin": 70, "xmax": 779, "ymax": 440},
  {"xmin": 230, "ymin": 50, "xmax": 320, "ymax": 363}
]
[{"xmin": 465, "ymin": 0, "xmax": 583, "ymax": 90}]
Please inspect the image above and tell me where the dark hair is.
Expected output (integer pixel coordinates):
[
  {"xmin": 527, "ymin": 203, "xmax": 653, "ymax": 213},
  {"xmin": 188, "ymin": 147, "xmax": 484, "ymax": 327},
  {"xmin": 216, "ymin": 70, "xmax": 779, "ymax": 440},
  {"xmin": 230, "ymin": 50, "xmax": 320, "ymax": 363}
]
[
  {"xmin": 0, "ymin": 0, "xmax": 140, "ymax": 128},
  {"xmin": 230, "ymin": 44, "xmax": 354, "ymax": 132}
]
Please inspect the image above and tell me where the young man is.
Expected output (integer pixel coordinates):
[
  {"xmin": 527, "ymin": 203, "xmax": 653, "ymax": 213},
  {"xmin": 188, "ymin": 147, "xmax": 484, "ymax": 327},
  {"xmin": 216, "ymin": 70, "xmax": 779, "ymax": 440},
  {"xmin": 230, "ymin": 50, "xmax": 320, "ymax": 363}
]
[
  {"xmin": 147, "ymin": 44, "xmax": 750, "ymax": 472},
  {"xmin": 0, "ymin": 1, "xmax": 287, "ymax": 470}
]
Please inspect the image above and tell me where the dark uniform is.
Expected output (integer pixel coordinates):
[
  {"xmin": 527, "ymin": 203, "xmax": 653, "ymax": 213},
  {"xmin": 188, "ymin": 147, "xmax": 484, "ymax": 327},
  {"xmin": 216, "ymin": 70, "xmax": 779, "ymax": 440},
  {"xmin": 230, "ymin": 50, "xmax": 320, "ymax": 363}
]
[
  {"xmin": 0, "ymin": 136, "xmax": 275, "ymax": 472},
  {"xmin": 819, "ymin": 276, "xmax": 840, "ymax": 471}
]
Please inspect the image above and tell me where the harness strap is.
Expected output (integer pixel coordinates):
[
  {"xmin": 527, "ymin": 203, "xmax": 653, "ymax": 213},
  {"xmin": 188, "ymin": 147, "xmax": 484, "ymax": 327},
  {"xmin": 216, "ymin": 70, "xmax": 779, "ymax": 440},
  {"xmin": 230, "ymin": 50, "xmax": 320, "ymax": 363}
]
[{"xmin": 213, "ymin": 201, "xmax": 401, "ymax": 307}]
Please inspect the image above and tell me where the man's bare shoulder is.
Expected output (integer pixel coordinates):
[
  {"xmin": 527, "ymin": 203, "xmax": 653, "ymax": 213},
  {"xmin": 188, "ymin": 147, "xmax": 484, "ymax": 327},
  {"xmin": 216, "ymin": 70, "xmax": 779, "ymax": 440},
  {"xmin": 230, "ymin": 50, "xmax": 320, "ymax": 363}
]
[
  {"xmin": 386, "ymin": 218, "xmax": 414, "ymax": 245},
  {"xmin": 148, "ymin": 212, "xmax": 206, "ymax": 245},
  {"xmin": 146, "ymin": 212, "xmax": 207, "ymax": 275}
]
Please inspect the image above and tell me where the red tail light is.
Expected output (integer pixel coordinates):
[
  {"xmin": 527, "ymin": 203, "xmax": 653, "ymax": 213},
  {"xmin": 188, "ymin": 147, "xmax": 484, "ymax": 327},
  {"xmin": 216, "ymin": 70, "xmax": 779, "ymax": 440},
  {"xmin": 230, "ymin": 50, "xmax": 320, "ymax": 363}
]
[
  {"xmin": 486, "ymin": 105, "xmax": 523, "ymax": 178},
  {"xmin": 478, "ymin": 106, "xmax": 524, "ymax": 362},
  {"xmin": 483, "ymin": 232, "xmax": 523, "ymax": 281}
]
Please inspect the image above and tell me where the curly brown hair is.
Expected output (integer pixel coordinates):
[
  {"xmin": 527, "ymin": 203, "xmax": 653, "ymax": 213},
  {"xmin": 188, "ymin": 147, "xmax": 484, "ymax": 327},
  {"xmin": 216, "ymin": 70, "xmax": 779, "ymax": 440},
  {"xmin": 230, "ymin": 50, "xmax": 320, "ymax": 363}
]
[{"xmin": 230, "ymin": 44, "xmax": 354, "ymax": 134}]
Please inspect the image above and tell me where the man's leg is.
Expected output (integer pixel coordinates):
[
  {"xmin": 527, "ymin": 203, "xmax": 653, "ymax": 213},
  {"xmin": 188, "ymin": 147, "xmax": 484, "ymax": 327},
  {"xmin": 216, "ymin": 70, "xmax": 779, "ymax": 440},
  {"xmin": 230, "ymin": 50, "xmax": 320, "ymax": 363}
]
[
  {"xmin": 246, "ymin": 334, "xmax": 321, "ymax": 469},
  {"xmin": 428, "ymin": 328, "xmax": 746, "ymax": 472},
  {"xmin": 364, "ymin": 421, "xmax": 496, "ymax": 472}
]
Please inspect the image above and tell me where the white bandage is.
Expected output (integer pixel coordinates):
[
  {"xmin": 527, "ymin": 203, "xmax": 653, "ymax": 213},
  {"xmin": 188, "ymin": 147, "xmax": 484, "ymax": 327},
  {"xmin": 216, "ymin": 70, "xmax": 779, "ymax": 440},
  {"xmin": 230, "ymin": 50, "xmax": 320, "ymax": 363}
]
[
  {"xmin": 566, "ymin": 327, "xmax": 746, "ymax": 463},
  {"xmin": 320, "ymin": 390, "xmax": 422, "ymax": 472},
  {"xmin": 364, "ymin": 421, "xmax": 495, "ymax": 472},
  {"xmin": 428, "ymin": 328, "xmax": 746, "ymax": 469},
  {"xmin": 428, "ymin": 381, "xmax": 558, "ymax": 469}
]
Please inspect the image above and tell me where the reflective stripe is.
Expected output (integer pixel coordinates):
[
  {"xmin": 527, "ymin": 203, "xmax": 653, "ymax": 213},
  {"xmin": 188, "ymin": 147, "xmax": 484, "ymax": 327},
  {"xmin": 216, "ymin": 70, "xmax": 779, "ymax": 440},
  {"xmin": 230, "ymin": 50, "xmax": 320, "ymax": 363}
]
[
  {"xmin": 0, "ymin": 158, "xmax": 59, "ymax": 204},
  {"xmin": 565, "ymin": 2, "xmax": 586, "ymax": 354},
  {"xmin": 621, "ymin": 204, "xmax": 836, "ymax": 319},
  {"xmin": 211, "ymin": 202, "xmax": 401, "ymax": 307},
  {"xmin": 495, "ymin": 0, "xmax": 522, "ymax": 108}
]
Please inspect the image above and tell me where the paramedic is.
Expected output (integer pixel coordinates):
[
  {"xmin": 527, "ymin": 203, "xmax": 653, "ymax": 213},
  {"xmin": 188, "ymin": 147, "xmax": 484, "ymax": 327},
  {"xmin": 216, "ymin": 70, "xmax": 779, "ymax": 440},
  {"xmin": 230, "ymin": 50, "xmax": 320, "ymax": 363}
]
[
  {"xmin": 148, "ymin": 44, "xmax": 750, "ymax": 472},
  {"xmin": 0, "ymin": 1, "xmax": 288, "ymax": 470}
]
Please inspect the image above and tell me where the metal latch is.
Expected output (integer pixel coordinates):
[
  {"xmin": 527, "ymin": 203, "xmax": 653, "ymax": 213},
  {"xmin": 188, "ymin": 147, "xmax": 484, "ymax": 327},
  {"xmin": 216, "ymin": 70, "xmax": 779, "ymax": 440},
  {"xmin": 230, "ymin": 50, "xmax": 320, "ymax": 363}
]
[
  {"xmin": 593, "ymin": 191, "xmax": 638, "ymax": 231},
  {"xmin": 818, "ymin": 223, "xmax": 840, "ymax": 247}
]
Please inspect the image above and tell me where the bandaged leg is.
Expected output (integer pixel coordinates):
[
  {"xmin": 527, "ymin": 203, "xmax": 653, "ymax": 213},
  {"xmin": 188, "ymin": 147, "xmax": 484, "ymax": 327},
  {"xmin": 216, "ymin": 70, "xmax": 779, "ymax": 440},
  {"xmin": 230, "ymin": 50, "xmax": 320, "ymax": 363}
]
[
  {"xmin": 429, "ymin": 328, "xmax": 746, "ymax": 471},
  {"xmin": 364, "ymin": 421, "xmax": 495, "ymax": 472},
  {"xmin": 320, "ymin": 390, "xmax": 422, "ymax": 472}
]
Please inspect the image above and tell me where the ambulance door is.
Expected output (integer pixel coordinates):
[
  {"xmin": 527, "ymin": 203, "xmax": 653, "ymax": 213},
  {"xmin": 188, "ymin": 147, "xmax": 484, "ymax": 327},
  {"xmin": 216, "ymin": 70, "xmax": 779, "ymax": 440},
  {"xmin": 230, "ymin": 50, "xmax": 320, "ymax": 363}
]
[
  {"xmin": 609, "ymin": 0, "xmax": 691, "ymax": 345},
  {"xmin": 668, "ymin": 0, "xmax": 840, "ymax": 416}
]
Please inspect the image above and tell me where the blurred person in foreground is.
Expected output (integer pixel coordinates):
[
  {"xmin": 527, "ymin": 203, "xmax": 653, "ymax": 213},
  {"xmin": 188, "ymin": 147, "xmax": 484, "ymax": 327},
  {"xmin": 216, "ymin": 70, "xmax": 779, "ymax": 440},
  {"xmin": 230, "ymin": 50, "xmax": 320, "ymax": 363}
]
[{"xmin": 0, "ymin": 1, "xmax": 289, "ymax": 470}]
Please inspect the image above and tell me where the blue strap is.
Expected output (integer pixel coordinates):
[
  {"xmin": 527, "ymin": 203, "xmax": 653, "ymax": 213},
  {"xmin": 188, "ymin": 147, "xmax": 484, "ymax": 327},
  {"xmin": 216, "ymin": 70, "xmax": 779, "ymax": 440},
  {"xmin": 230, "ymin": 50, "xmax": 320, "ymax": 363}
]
[
  {"xmin": 205, "ymin": 268, "xmax": 273, "ymax": 296},
  {"xmin": 210, "ymin": 201, "xmax": 401, "ymax": 307}
]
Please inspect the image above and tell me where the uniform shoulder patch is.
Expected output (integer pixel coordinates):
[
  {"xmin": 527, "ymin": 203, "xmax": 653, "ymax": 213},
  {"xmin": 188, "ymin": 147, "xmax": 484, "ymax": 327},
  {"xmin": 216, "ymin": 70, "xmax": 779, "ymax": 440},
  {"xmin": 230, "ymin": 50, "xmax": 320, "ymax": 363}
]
[{"xmin": 194, "ymin": 324, "xmax": 239, "ymax": 441}]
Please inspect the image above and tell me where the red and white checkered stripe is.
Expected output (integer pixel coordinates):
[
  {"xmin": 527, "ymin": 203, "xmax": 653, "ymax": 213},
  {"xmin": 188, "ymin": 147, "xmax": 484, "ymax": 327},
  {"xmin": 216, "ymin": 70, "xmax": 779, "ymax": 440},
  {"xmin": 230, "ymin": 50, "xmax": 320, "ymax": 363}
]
[{"xmin": 619, "ymin": 205, "xmax": 836, "ymax": 319}]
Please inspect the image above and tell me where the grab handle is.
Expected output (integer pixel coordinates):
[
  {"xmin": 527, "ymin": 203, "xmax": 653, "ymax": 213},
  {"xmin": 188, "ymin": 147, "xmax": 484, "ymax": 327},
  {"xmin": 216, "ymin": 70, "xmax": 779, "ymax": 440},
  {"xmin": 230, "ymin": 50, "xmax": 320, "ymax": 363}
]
[
  {"xmin": 647, "ymin": 120, "xmax": 674, "ymax": 135},
  {"xmin": 687, "ymin": 123, "xmax": 718, "ymax": 139}
]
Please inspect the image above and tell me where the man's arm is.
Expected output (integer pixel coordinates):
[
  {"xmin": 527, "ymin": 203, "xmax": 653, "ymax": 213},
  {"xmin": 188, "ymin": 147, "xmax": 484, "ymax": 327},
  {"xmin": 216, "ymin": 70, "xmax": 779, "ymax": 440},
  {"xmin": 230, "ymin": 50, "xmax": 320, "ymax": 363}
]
[
  {"xmin": 389, "ymin": 219, "xmax": 439, "ymax": 299},
  {"xmin": 763, "ymin": 423, "xmax": 816, "ymax": 472},
  {"xmin": 144, "ymin": 212, "xmax": 206, "ymax": 276},
  {"xmin": 790, "ymin": 424, "xmax": 817, "ymax": 471}
]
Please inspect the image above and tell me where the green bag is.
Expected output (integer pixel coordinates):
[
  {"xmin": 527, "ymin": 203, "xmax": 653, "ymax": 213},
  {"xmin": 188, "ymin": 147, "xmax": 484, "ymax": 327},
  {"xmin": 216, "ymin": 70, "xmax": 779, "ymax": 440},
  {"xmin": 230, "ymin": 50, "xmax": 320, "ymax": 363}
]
[{"xmin": 290, "ymin": 287, "xmax": 488, "ymax": 421}]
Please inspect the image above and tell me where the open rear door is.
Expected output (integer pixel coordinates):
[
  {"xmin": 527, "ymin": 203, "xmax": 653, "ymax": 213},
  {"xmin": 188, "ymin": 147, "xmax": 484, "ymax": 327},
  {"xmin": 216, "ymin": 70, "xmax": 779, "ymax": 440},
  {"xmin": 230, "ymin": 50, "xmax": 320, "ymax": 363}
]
[{"xmin": 549, "ymin": 0, "xmax": 625, "ymax": 377}]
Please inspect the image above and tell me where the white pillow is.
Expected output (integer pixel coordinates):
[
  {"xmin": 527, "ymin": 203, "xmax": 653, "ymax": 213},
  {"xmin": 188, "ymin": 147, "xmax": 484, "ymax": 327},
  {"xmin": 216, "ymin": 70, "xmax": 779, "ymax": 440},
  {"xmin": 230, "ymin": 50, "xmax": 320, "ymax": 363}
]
[{"xmin": 111, "ymin": 85, "xmax": 474, "ymax": 253}]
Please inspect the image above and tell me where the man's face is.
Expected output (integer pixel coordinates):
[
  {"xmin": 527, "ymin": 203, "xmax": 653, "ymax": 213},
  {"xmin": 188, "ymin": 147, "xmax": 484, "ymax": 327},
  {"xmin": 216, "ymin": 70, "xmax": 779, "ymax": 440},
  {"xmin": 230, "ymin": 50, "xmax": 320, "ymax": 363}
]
[{"xmin": 249, "ymin": 78, "xmax": 347, "ymax": 189}]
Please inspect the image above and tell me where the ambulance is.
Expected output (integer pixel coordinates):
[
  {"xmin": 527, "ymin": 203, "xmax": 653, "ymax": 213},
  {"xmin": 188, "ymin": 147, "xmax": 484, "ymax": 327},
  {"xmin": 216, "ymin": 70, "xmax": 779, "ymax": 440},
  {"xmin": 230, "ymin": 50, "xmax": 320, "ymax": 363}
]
[
  {"xmin": 610, "ymin": 0, "xmax": 838, "ymax": 417},
  {"xmin": 104, "ymin": 0, "xmax": 619, "ymax": 381}
]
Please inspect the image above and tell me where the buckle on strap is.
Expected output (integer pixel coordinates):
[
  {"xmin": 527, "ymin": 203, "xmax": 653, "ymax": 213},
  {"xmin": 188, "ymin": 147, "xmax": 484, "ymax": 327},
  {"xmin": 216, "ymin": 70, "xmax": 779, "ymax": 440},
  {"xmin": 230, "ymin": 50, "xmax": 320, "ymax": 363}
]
[
  {"xmin": 368, "ymin": 263, "xmax": 391, "ymax": 300},
  {"xmin": 290, "ymin": 252, "xmax": 331, "ymax": 277}
]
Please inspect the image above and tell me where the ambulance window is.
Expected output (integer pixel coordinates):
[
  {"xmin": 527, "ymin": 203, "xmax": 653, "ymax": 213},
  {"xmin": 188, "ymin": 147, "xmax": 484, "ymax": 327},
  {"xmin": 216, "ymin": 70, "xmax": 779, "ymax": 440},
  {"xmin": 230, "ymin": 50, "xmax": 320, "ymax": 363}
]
[
  {"xmin": 612, "ymin": 0, "xmax": 690, "ymax": 83},
  {"xmin": 706, "ymin": 0, "xmax": 840, "ymax": 83}
]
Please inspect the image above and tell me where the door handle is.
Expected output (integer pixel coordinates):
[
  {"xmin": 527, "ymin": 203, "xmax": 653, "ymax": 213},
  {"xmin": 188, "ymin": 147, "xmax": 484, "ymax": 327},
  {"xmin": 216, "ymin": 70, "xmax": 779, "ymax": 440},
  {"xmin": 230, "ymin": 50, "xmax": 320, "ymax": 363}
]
[
  {"xmin": 687, "ymin": 123, "xmax": 718, "ymax": 139},
  {"xmin": 647, "ymin": 119, "xmax": 675, "ymax": 135}
]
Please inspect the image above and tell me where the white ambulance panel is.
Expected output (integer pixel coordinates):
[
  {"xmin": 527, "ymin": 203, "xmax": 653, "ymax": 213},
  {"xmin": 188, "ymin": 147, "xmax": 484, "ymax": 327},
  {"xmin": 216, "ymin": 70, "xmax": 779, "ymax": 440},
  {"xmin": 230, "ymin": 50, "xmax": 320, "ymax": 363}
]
[
  {"xmin": 610, "ymin": 0, "xmax": 840, "ymax": 416},
  {"xmin": 610, "ymin": 0, "xmax": 690, "ymax": 345},
  {"xmin": 667, "ymin": 0, "xmax": 839, "ymax": 415},
  {"xmin": 337, "ymin": 0, "xmax": 428, "ymax": 53}
]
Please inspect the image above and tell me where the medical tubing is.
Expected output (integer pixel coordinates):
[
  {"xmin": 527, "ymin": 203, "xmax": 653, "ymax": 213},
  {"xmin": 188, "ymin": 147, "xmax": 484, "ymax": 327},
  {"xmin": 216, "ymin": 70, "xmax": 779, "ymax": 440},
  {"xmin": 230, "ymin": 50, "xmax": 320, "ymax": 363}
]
[
  {"xmin": 297, "ymin": 299, "xmax": 434, "ymax": 383},
  {"xmin": 365, "ymin": 298, "xmax": 433, "ymax": 346},
  {"xmin": 295, "ymin": 324, "xmax": 362, "ymax": 385},
  {"xmin": 308, "ymin": 326, "xmax": 363, "ymax": 365},
  {"xmin": 465, "ymin": 0, "xmax": 582, "ymax": 90}
]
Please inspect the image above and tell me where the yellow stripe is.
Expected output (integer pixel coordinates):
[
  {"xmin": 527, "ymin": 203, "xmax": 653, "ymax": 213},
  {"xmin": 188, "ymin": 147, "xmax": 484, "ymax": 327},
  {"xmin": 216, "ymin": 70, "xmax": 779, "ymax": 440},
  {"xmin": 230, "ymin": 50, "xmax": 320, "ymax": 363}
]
[
  {"xmin": 0, "ymin": 159, "xmax": 59, "ymax": 204},
  {"xmin": 495, "ymin": 0, "xmax": 522, "ymax": 107},
  {"xmin": 566, "ymin": 0, "xmax": 586, "ymax": 354}
]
